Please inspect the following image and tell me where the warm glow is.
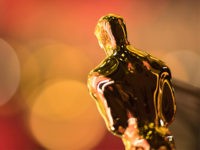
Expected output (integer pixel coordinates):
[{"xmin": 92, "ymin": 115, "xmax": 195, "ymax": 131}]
[
  {"xmin": 29, "ymin": 79, "xmax": 106, "ymax": 150},
  {"xmin": 0, "ymin": 0, "xmax": 198, "ymax": 149},
  {"xmin": 31, "ymin": 42, "xmax": 92, "ymax": 81},
  {"xmin": 13, "ymin": 42, "xmax": 41, "ymax": 100}
]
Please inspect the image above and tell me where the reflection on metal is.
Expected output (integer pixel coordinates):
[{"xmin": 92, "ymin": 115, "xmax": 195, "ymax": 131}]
[{"xmin": 88, "ymin": 14, "xmax": 176, "ymax": 149}]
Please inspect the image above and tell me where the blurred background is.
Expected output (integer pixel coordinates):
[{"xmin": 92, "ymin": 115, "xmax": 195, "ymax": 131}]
[{"xmin": 0, "ymin": 0, "xmax": 199, "ymax": 149}]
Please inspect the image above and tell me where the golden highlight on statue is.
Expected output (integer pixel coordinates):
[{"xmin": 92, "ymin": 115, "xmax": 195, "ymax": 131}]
[{"xmin": 87, "ymin": 14, "xmax": 176, "ymax": 150}]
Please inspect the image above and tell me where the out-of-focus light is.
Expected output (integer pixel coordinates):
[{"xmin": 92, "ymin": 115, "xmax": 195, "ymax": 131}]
[
  {"xmin": 13, "ymin": 43, "xmax": 41, "ymax": 100},
  {"xmin": 0, "ymin": 39, "xmax": 20, "ymax": 106},
  {"xmin": 163, "ymin": 50, "xmax": 200, "ymax": 87},
  {"xmin": 29, "ymin": 79, "xmax": 106, "ymax": 150},
  {"xmin": 14, "ymin": 40, "xmax": 92, "ymax": 102},
  {"xmin": 31, "ymin": 42, "xmax": 92, "ymax": 81}
]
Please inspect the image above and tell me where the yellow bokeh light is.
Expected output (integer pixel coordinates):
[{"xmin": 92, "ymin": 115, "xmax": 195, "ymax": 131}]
[
  {"xmin": 13, "ymin": 43, "xmax": 41, "ymax": 100},
  {"xmin": 29, "ymin": 79, "xmax": 106, "ymax": 150},
  {"xmin": 31, "ymin": 80, "xmax": 91, "ymax": 121},
  {"xmin": 31, "ymin": 42, "xmax": 92, "ymax": 81},
  {"xmin": 13, "ymin": 40, "xmax": 94, "ymax": 107}
]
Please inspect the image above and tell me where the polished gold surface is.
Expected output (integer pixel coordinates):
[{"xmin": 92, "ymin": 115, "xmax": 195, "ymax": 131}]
[{"xmin": 88, "ymin": 14, "xmax": 176, "ymax": 150}]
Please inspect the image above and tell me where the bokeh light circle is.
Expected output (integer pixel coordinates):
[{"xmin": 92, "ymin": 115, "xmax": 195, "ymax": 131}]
[
  {"xmin": 29, "ymin": 79, "xmax": 106, "ymax": 150},
  {"xmin": 13, "ymin": 43, "xmax": 41, "ymax": 100},
  {"xmin": 31, "ymin": 42, "xmax": 93, "ymax": 81},
  {"xmin": 0, "ymin": 39, "xmax": 20, "ymax": 106}
]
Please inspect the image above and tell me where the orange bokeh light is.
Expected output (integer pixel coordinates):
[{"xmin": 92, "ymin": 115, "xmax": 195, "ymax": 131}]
[{"xmin": 29, "ymin": 79, "xmax": 106, "ymax": 150}]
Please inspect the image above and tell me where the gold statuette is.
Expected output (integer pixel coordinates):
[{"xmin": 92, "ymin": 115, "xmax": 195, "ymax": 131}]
[{"xmin": 87, "ymin": 14, "xmax": 176, "ymax": 150}]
